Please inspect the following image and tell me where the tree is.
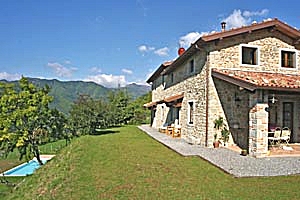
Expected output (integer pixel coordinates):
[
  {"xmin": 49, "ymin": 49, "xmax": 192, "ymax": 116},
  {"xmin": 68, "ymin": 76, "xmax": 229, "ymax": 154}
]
[
  {"xmin": 127, "ymin": 92, "xmax": 151, "ymax": 124},
  {"xmin": 68, "ymin": 94, "xmax": 110, "ymax": 135},
  {"xmin": 107, "ymin": 90, "xmax": 132, "ymax": 126},
  {"xmin": 0, "ymin": 77, "xmax": 54, "ymax": 165}
]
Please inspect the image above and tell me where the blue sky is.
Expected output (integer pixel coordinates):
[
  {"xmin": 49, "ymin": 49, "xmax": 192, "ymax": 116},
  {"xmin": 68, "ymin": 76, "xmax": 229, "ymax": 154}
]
[{"xmin": 0, "ymin": 0, "xmax": 299, "ymax": 88}]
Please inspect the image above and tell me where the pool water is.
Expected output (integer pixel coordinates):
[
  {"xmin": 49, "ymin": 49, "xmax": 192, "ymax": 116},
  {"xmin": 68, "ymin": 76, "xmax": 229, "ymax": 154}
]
[{"xmin": 2, "ymin": 156, "xmax": 53, "ymax": 176}]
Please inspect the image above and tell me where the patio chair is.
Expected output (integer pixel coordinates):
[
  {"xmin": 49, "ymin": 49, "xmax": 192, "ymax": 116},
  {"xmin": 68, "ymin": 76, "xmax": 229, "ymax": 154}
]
[
  {"xmin": 166, "ymin": 124, "xmax": 174, "ymax": 136},
  {"xmin": 268, "ymin": 127, "xmax": 281, "ymax": 147},
  {"xmin": 158, "ymin": 123, "xmax": 168, "ymax": 133},
  {"xmin": 172, "ymin": 125, "xmax": 181, "ymax": 138},
  {"xmin": 280, "ymin": 127, "xmax": 291, "ymax": 146}
]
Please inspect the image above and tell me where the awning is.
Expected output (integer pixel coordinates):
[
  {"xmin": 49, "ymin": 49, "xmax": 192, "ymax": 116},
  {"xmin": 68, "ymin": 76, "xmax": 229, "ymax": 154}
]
[
  {"xmin": 164, "ymin": 92, "xmax": 184, "ymax": 102},
  {"xmin": 212, "ymin": 69, "xmax": 300, "ymax": 92},
  {"xmin": 143, "ymin": 101, "xmax": 157, "ymax": 108}
]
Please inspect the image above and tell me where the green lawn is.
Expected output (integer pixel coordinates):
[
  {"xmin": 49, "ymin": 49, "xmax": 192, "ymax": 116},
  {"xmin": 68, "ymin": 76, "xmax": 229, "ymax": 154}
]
[
  {"xmin": 2, "ymin": 126, "xmax": 300, "ymax": 199},
  {"xmin": 0, "ymin": 139, "xmax": 67, "ymax": 197}
]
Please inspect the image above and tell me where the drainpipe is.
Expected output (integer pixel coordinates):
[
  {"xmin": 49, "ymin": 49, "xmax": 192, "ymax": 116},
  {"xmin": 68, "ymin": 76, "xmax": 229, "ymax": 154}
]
[{"xmin": 205, "ymin": 51, "xmax": 210, "ymax": 147}]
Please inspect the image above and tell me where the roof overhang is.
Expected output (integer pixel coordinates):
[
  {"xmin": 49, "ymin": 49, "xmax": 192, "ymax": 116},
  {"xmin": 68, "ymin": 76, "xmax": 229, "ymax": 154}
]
[
  {"xmin": 201, "ymin": 19, "xmax": 300, "ymax": 42},
  {"xmin": 212, "ymin": 69, "xmax": 300, "ymax": 92},
  {"xmin": 164, "ymin": 92, "xmax": 184, "ymax": 102},
  {"xmin": 143, "ymin": 101, "xmax": 157, "ymax": 108},
  {"xmin": 146, "ymin": 61, "xmax": 173, "ymax": 83},
  {"xmin": 144, "ymin": 92, "xmax": 184, "ymax": 108}
]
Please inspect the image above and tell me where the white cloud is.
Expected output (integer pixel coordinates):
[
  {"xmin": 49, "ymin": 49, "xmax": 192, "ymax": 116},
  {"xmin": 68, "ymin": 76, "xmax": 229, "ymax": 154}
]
[
  {"xmin": 83, "ymin": 74, "xmax": 126, "ymax": 88},
  {"xmin": 223, "ymin": 9, "xmax": 269, "ymax": 29},
  {"xmin": 179, "ymin": 32, "xmax": 208, "ymax": 48},
  {"xmin": 0, "ymin": 72, "xmax": 21, "ymax": 81},
  {"xmin": 64, "ymin": 60, "xmax": 71, "ymax": 64},
  {"xmin": 90, "ymin": 66, "xmax": 102, "ymax": 73},
  {"xmin": 154, "ymin": 47, "xmax": 169, "ymax": 57},
  {"xmin": 223, "ymin": 9, "xmax": 249, "ymax": 29},
  {"xmin": 243, "ymin": 9, "xmax": 269, "ymax": 17},
  {"xmin": 138, "ymin": 45, "xmax": 155, "ymax": 53},
  {"xmin": 122, "ymin": 68, "xmax": 133, "ymax": 75},
  {"xmin": 47, "ymin": 62, "xmax": 77, "ymax": 78}
]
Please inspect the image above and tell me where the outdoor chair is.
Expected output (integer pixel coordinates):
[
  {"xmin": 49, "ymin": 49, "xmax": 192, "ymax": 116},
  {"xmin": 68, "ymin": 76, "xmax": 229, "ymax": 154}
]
[
  {"xmin": 158, "ymin": 123, "xmax": 168, "ymax": 133},
  {"xmin": 166, "ymin": 124, "xmax": 174, "ymax": 136},
  {"xmin": 172, "ymin": 125, "xmax": 181, "ymax": 138},
  {"xmin": 280, "ymin": 127, "xmax": 291, "ymax": 146},
  {"xmin": 268, "ymin": 127, "xmax": 281, "ymax": 147}
]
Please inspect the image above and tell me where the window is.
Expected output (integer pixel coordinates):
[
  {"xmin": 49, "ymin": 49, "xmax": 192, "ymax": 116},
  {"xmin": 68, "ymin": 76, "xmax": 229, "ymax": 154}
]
[
  {"xmin": 187, "ymin": 101, "xmax": 194, "ymax": 125},
  {"xmin": 162, "ymin": 75, "xmax": 166, "ymax": 88},
  {"xmin": 161, "ymin": 105, "xmax": 164, "ymax": 121},
  {"xmin": 170, "ymin": 73, "xmax": 174, "ymax": 83},
  {"xmin": 189, "ymin": 59, "xmax": 195, "ymax": 73},
  {"xmin": 241, "ymin": 45, "xmax": 259, "ymax": 66},
  {"xmin": 281, "ymin": 50, "xmax": 296, "ymax": 68}
]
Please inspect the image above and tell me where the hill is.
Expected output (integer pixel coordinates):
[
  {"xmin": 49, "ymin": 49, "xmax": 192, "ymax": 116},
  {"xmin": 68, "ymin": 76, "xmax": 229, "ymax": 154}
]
[{"xmin": 1, "ymin": 78, "xmax": 150, "ymax": 114}]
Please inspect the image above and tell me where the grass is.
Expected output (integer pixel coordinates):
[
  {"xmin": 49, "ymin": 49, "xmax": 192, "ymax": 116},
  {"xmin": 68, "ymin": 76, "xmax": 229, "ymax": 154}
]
[
  {"xmin": 2, "ymin": 126, "xmax": 300, "ymax": 199},
  {"xmin": 0, "ymin": 139, "xmax": 67, "ymax": 197}
]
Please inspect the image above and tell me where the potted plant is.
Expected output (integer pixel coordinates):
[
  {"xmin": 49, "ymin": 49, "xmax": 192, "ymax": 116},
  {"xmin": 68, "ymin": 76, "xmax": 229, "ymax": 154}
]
[
  {"xmin": 213, "ymin": 133, "xmax": 220, "ymax": 148},
  {"xmin": 214, "ymin": 116, "xmax": 230, "ymax": 147},
  {"xmin": 221, "ymin": 127, "xmax": 230, "ymax": 146},
  {"xmin": 241, "ymin": 149, "xmax": 247, "ymax": 156},
  {"xmin": 213, "ymin": 117, "xmax": 224, "ymax": 131},
  {"xmin": 213, "ymin": 117, "xmax": 224, "ymax": 148}
]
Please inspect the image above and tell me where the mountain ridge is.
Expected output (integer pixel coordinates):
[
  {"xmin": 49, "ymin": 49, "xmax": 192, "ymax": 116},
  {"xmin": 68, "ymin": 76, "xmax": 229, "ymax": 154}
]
[{"xmin": 0, "ymin": 78, "xmax": 151, "ymax": 114}]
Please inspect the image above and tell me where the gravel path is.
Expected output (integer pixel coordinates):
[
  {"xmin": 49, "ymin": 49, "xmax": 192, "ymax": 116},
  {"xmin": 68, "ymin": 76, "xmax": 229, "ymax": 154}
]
[{"xmin": 138, "ymin": 125, "xmax": 300, "ymax": 177}]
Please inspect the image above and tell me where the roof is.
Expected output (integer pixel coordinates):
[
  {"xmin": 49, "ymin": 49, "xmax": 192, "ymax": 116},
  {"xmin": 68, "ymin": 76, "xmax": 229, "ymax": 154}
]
[
  {"xmin": 212, "ymin": 69, "xmax": 300, "ymax": 92},
  {"xmin": 143, "ymin": 101, "xmax": 157, "ymax": 108},
  {"xmin": 201, "ymin": 18, "xmax": 300, "ymax": 43},
  {"xmin": 163, "ymin": 18, "xmax": 300, "ymax": 75},
  {"xmin": 164, "ymin": 92, "xmax": 184, "ymax": 102},
  {"xmin": 146, "ymin": 61, "xmax": 173, "ymax": 83},
  {"xmin": 143, "ymin": 92, "xmax": 184, "ymax": 108}
]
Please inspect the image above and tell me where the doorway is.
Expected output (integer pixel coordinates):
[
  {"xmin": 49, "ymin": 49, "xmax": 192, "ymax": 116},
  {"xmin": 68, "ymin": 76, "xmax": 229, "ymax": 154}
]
[{"xmin": 283, "ymin": 102, "xmax": 294, "ymax": 142}]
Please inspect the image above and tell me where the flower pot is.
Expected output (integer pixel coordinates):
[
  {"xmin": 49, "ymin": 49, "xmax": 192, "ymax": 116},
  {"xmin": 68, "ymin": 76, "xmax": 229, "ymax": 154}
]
[
  {"xmin": 213, "ymin": 141, "xmax": 220, "ymax": 148},
  {"xmin": 241, "ymin": 149, "xmax": 247, "ymax": 156}
]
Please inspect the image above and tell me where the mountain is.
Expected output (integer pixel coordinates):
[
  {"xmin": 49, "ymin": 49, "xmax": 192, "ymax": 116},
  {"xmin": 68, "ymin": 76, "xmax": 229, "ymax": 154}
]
[
  {"xmin": 1, "ymin": 78, "xmax": 150, "ymax": 114},
  {"xmin": 120, "ymin": 83, "xmax": 151, "ymax": 99}
]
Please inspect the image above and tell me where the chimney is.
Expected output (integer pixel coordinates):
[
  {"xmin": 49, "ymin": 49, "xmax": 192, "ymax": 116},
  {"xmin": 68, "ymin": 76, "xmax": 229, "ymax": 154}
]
[
  {"xmin": 221, "ymin": 22, "xmax": 226, "ymax": 32},
  {"xmin": 178, "ymin": 47, "xmax": 185, "ymax": 56}
]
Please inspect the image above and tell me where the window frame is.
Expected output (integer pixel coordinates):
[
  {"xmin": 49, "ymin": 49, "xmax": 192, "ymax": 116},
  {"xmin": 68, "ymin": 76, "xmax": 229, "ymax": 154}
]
[
  {"xmin": 240, "ymin": 44, "xmax": 260, "ymax": 67},
  {"xmin": 187, "ymin": 100, "xmax": 195, "ymax": 126},
  {"xmin": 279, "ymin": 48, "xmax": 298, "ymax": 70},
  {"xmin": 189, "ymin": 59, "xmax": 195, "ymax": 74},
  {"xmin": 170, "ymin": 73, "xmax": 174, "ymax": 84},
  {"xmin": 161, "ymin": 105, "xmax": 165, "ymax": 122}
]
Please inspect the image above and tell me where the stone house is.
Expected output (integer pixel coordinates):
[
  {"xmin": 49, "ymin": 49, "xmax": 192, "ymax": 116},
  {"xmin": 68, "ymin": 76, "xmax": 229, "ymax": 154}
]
[{"xmin": 145, "ymin": 18, "xmax": 300, "ymax": 157}]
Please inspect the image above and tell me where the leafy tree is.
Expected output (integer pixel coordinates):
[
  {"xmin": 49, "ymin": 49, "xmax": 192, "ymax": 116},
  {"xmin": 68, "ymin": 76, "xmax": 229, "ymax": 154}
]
[
  {"xmin": 127, "ymin": 92, "xmax": 151, "ymax": 124},
  {"xmin": 107, "ymin": 90, "xmax": 132, "ymax": 126},
  {"xmin": 68, "ymin": 94, "xmax": 110, "ymax": 135},
  {"xmin": 48, "ymin": 109, "xmax": 68, "ymax": 142},
  {"xmin": 0, "ymin": 77, "xmax": 54, "ymax": 165}
]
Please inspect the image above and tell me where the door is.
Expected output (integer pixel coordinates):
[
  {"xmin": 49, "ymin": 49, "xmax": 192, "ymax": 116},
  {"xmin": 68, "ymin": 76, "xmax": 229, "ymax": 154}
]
[{"xmin": 283, "ymin": 102, "xmax": 294, "ymax": 142}]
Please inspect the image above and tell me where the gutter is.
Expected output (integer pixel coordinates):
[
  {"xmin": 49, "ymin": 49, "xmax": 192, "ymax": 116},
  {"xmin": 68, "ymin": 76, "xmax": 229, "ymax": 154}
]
[{"xmin": 205, "ymin": 51, "xmax": 209, "ymax": 147}]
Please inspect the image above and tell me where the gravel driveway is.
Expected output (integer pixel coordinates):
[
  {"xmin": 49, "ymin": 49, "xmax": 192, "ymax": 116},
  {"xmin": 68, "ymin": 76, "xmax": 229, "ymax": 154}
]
[{"xmin": 138, "ymin": 125, "xmax": 300, "ymax": 177}]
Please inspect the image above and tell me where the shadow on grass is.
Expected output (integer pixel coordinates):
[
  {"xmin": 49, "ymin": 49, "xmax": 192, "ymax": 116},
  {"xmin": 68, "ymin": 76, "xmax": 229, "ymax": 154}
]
[{"xmin": 91, "ymin": 129, "xmax": 120, "ymax": 136}]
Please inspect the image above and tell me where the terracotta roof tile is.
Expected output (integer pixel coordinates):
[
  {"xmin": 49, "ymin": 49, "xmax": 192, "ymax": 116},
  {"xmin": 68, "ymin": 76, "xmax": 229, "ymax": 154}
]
[
  {"xmin": 212, "ymin": 69, "xmax": 300, "ymax": 91},
  {"xmin": 146, "ymin": 61, "xmax": 173, "ymax": 83},
  {"xmin": 164, "ymin": 92, "xmax": 184, "ymax": 102}
]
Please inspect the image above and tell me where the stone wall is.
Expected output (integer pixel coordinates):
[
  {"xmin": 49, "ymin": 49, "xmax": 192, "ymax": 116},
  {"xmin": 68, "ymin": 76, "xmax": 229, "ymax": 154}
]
[
  {"xmin": 209, "ymin": 30, "xmax": 300, "ymax": 74},
  {"xmin": 249, "ymin": 103, "xmax": 269, "ymax": 157},
  {"xmin": 151, "ymin": 51, "xmax": 209, "ymax": 146},
  {"xmin": 212, "ymin": 78, "xmax": 250, "ymax": 149}
]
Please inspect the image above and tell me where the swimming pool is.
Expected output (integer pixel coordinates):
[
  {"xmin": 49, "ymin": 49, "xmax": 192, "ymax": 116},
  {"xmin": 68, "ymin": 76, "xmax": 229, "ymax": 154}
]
[{"xmin": 1, "ymin": 155, "xmax": 55, "ymax": 176}]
